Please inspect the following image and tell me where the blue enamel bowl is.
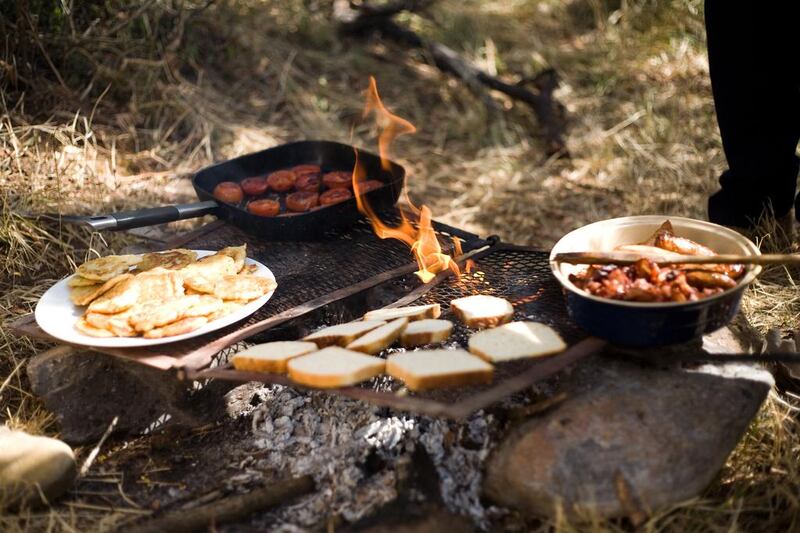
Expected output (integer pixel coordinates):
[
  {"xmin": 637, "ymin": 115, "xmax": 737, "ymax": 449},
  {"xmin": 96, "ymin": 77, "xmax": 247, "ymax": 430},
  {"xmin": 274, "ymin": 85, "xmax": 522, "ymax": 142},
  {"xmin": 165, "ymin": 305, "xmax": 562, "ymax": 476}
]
[{"xmin": 549, "ymin": 216, "xmax": 761, "ymax": 347}]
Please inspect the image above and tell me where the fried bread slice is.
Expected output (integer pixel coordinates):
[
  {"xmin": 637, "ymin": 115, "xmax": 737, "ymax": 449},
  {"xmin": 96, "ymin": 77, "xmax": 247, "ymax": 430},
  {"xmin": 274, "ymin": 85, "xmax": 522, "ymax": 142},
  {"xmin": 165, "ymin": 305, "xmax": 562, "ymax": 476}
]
[
  {"xmin": 143, "ymin": 316, "xmax": 209, "ymax": 338},
  {"xmin": 136, "ymin": 249, "xmax": 197, "ymax": 272},
  {"xmin": 232, "ymin": 341, "xmax": 318, "ymax": 373},
  {"xmin": 212, "ymin": 275, "xmax": 276, "ymax": 302},
  {"xmin": 346, "ymin": 318, "xmax": 408, "ymax": 354},
  {"xmin": 287, "ymin": 347, "xmax": 385, "ymax": 388},
  {"xmin": 468, "ymin": 321, "xmax": 566, "ymax": 363},
  {"xmin": 69, "ymin": 273, "xmax": 133, "ymax": 306},
  {"xmin": 216, "ymin": 245, "xmax": 247, "ymax": 273},
  {"xmin": 386, "ymin": 349, "xmax": 493, "ymax": 391},
  {"xmin": 76, "ymin": 254, "xmax": 141, "ymax": 281}
]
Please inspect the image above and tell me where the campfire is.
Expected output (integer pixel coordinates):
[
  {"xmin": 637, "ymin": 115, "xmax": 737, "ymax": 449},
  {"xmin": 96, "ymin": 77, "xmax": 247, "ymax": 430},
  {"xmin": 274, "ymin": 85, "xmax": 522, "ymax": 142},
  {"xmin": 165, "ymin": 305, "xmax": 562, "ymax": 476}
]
[{"xmin": 354, "ymin": 76, "xmax": 462, "ymax": 284}]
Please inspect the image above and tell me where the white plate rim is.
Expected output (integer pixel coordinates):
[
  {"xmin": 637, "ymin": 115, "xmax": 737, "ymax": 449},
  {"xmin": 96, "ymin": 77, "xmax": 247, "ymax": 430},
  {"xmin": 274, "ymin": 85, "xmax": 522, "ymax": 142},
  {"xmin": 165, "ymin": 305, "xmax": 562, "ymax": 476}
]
[{"xmin": 34, "ymin": 250, "xmax": 275, "ymax": 348}]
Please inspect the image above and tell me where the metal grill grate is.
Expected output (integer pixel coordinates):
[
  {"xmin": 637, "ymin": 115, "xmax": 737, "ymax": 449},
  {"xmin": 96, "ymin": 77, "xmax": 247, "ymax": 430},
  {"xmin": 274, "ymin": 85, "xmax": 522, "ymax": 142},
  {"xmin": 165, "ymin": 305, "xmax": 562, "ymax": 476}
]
[{"xmin": 196, "ymin": 244, "xmax": 599, "ymax": 417}]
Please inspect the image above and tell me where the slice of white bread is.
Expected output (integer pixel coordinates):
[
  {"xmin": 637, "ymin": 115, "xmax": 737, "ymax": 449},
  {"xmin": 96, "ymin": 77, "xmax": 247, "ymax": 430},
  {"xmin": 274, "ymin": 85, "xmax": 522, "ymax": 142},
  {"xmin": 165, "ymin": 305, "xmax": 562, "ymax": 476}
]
[
  {"xmin": 363, "ymin": 304, "xmax": 441, "ymax": 322},
  {"xmin": 386, "ymin": 349, "xmax": 493, "ymax": 391},
  {"xmin": 303, "ymin": 320, "xmax": 386, "ymax": 348},
  {"xmin": 400, "ymin": 319, "xmax": 454, "ymax": 347},
  {"xmin": 346, "ymin": 318, "xmax": 408, "ymax": 354},
  {"xmin": 450, "ymin": 295, "xmax": 514, "ymax": 329},
  {"xmin": 468, "ymin": 321, "xmax": 566, "ymax": 363},
  {"xmin": 232, "ymin": 341, "xmax": 318, "ymax": 373},
  {"xmin": 287, "ymin": 347, "xmax": 385, "ymax": 388}
]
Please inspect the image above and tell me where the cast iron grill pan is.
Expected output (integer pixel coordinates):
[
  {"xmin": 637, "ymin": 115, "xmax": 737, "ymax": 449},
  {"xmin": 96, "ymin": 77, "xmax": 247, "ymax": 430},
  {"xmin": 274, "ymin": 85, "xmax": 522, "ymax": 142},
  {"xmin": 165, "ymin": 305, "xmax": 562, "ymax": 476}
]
[{"xmin": 53, "ymin": 140, "xmax": 405, "ymax": 240}]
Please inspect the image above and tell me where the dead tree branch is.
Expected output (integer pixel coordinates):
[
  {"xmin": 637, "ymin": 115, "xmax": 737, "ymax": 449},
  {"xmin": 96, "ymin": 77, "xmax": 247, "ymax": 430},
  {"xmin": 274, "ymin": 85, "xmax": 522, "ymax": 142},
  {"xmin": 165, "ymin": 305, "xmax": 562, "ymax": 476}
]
[
  {"xmin": 334, "ymin": 0, "xmax": 567, "ymax": 156},
  {"xmin": 122, "ymin": 475, "xmax": 314, "ymax": 533}
]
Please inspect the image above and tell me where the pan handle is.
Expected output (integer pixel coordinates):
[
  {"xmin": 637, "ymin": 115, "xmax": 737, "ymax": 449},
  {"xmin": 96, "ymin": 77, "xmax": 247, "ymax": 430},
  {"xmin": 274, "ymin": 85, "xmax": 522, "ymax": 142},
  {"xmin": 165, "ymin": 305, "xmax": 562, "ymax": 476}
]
[{"xmin": 48, "ymin": 201, "xmax": 220, "ymax": 231}]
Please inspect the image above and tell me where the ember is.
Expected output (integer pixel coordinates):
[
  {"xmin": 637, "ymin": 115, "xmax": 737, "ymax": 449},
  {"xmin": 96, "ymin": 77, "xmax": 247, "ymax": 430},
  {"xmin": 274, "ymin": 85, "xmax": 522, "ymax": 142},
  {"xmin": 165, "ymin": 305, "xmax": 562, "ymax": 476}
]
[{"xmin": 354, "ymin": 77, "xmax": 461, "ymax": 283}]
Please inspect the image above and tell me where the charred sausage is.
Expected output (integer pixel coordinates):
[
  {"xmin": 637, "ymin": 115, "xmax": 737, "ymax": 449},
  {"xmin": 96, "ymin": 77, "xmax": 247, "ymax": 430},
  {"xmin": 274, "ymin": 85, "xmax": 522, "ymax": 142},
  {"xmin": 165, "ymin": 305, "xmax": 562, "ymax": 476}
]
[
  {"xmin": 291, "ymin": 164, "xmax": 321, "ymax": 176},
  {"xmin": 322, "ymin": 171, "xmax": 352, "ymax": 190},
  {"xmin": 267, "ymin": 170, "xmax": 297, "ymax": 192},
  {"xmin": 213, "ymin": 182, "xmax": 244, "ymax": 204},
  {"xmin": 240, "ymin": 176, "xmax": 269, "ymax": 196},
  {"xmin": 285, "ymin": 191, "xmax": 319, "ymax": 212},
  {"xmin": 295, "ymin": 173, "xmax": 321, "ymax": 193},
  {"xmin": 247, "ymin": 198, "xmax": 281, "ymax": 217},
  {"xmin": 319, "ymin": 188, "xmax": 353, "ymax": 206}
]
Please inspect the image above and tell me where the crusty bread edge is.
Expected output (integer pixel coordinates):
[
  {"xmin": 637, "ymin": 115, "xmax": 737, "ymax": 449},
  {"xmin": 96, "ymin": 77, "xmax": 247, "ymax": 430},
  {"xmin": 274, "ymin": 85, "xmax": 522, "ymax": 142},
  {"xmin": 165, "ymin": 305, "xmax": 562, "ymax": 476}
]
[
  {"xmin": 400, "ymin": 326, "xmax": 453, "ymax": 347},
  {"xmin": 364, "ymin": 303, "xmax": 441, "ymax": 322},
  {"xmin": 386, "ymin": 359, "xmax": 493, "ymax": 391},
  {"xmin": 287, "ymin": 359, "xmax": 385, "ymax": 388},
  {"xmin": 469, "ymin": 341, "xmax": 566, "ymax": 363},
  {"xmin": 232, "ymin": 356, "xmax": 289, "ymax": 374},
  {"xmin": 303, "ymin": 322, "xmax": 385, "ymax": 348},
  {"xmin": 347, "ymin": 319, "xmax": 408, "ymax": 355},
  {"xmin": 451, "ymin": 307, "xmax": 513, "ymax": 329}
]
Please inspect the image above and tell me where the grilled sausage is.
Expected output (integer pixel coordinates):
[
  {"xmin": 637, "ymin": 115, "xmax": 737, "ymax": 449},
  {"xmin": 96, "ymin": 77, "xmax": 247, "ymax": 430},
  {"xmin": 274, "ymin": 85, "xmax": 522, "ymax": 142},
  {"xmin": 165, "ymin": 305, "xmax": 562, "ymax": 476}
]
[
  {"xmin": 286, "ymin": 191, "xmax": 319, "ymax": 212},
  {"xmin": 247, "ymin": 198, "xmax": 280, "ymax": 217},
  {"xmin": 295, "ymin": 173, "xmax": 321, "ymax": 193},
  {"xmin": 267, "ymin": 170, "xmax": 297, "ymax": 192},
  {"xmin": 213, "ymin": 182, "xmax": 244, "ymax": 204},
  {"xmin": 291, "ymin": 164, "xmax": 321, "ymax": 176},
  {"xmin": 240, "ymin": 176, "xmax": 269, "ymax": 196},
  {"xmin": 319, "ymin": 188, "xmax": 353, "ymax": 206},
  {"xmin": 322, "ymin": 171, "xmax": 352, "ymax": 190},
  {"xmin": 685, "ymin": 271, "xmax": 737, "ymax": 290}
]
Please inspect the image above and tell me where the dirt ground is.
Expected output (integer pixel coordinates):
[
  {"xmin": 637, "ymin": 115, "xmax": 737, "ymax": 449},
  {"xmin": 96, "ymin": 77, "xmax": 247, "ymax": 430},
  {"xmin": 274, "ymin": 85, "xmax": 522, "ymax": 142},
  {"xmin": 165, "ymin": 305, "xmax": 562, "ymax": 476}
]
[{"xmin": 2, "ymin": 1, "xmax": 800, "ymax": 531}]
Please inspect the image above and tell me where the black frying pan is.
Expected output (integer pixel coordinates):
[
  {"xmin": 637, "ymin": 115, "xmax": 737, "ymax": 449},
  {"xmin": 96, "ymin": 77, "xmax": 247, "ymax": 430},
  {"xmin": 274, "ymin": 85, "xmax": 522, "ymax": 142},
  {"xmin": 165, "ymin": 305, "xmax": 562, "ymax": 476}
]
[{"xmin": 53, "ymin": 141, "xmax": 405, "ymax": 240}]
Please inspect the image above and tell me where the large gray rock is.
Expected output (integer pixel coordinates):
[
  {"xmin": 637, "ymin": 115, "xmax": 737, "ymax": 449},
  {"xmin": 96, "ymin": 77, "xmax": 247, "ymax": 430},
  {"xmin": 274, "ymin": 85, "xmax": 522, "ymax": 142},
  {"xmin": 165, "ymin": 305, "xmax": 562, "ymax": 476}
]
[
  {"xmin": 27, "ymin": 346, "xmax": 234, "ymax": 444},
  {"xmin": 0, "ymin": 427, "xmax": 77, "ymax": 508},
  {"xmin": 483, "ymin": 330, "xmax": 773, "ymax": 519}
]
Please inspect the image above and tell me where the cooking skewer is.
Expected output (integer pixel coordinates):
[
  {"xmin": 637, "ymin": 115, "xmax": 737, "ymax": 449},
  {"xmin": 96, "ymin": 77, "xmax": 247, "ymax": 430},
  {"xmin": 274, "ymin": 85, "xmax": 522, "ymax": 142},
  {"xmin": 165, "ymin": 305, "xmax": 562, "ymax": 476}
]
[{"xmin": 553, "ymin": 251, "xmax": 800, "ymax": 266}]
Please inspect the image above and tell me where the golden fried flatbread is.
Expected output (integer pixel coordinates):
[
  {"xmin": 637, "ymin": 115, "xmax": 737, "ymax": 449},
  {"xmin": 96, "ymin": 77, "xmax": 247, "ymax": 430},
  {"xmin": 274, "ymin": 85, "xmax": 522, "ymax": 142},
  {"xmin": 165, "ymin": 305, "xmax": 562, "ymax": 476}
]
[
  {"xmin": 241, "ymin": 264, "xmax": 259, "ymax": 275},
  {"xmin": 216, "ymin": 245, "xmax": 247, "ymax": 273},
  {"xmin": 207, "ymin": 300, "xmax": 245, "ymax": 321},
  {"xmin": 68, "ymin": 275, "xmax": 101, "ymax": 288},
  {"xmin": 136, "ymin": 249, "xmax": 197, "ymax": 272},
  {"xmin": 183, "ymin": 295, "xmax": 225, "ymax": 318},
  {"xmin": 212, "ymin": 275, "xmax": 276, "ymax": 302},
  {"xmin": 86, "ymin": 276, "xmax": 140, "ymax": 314},
  {"xmin": 128, "ymin": 295, "xmax": 197, "ymax": 333},
  {"xmin": 135, "ymin": 268, "xmax": 185, "ymax": 304},
  {"xmin": 84, "ymin": 309, "xmax": 137, "ymax": 337},
  {"xmin": 76, "ymin": 255, "xmax": 141, "ymax": 281},
  {"xmin": 143, "ymin": 316, "xmax": 208, "ymax": 339},
  {"xmin": 75, "ymin": 317, "xmax": 115, "ymax": 338},
  {"xmin": 70, "ymin": 273, "xmax": 134, "ymax": 306},
  {"xmin": 181, "ymin": 255, "xmax": 237, "ymax": 294}
]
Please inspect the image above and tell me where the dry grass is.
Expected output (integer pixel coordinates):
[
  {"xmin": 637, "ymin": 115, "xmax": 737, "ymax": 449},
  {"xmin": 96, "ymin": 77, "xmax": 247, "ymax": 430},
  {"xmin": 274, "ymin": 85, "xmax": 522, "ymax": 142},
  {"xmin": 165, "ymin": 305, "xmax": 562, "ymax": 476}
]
[{"xmin": 1, "ymin": 0, "xmax": 799, "ymax": 530}]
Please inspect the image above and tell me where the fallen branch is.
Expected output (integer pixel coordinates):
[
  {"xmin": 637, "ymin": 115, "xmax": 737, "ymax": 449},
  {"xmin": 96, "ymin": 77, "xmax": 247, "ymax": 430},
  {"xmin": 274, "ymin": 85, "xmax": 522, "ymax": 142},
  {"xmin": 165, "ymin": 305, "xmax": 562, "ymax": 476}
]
[
  {"xmin": 122, "ymin": 475, "xmax": 314, "ymax": 533},
  {"xmin": 334, "ymin": 0, "xmax": 567, "ymax": 156}
]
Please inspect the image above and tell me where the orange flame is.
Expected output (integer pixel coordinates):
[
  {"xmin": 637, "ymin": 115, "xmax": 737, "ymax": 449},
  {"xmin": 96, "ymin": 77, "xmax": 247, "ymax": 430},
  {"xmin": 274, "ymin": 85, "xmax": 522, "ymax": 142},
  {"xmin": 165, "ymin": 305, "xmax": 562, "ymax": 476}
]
[{"xmin": 354, "ymin": 77, "xmax": 461, "ymax": 283}]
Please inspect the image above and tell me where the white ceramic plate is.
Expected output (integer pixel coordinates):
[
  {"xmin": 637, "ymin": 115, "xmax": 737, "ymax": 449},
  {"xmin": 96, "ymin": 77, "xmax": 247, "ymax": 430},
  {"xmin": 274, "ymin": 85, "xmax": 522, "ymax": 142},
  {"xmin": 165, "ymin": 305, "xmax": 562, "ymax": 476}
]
[{"xmin": 34, "ymin": 250, "xmax": 275, "ymax": 348}]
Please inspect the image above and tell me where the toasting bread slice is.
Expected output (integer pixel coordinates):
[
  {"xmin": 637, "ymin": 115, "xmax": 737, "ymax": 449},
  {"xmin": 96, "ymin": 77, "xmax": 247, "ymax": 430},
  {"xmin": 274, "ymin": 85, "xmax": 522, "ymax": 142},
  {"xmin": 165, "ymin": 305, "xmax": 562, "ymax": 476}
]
[
  {"xmin": 468, "ymin": 322, "xmax": 566, "ymax": 363},
  {"xmin": 386, "ymin": 349, "xmax": 493, "ymax": 391},
  {"xmin": 450, "ymin": 295, "xmax": 513, "ymax": 329},
  {"xmin": 232, "ymin": 341, "xmax": 318, "ymax": 373},
  {"xmin": 363, "ymin": 304, "xmax": 441, "ymax": 322},
  {"xmin": 346, "ymin": 318, "xmax": 408, "ymax": 354},
  {"xmin": 287, "ymin": 347, "xmax": 385, "ymax": 388},
  {"xmin": 400, "ymin": 319, "xmax": 453, "ymax": 347},
  {"xmin": 303, "ymin": 320, "xmax": 386, "ymax": 348}
]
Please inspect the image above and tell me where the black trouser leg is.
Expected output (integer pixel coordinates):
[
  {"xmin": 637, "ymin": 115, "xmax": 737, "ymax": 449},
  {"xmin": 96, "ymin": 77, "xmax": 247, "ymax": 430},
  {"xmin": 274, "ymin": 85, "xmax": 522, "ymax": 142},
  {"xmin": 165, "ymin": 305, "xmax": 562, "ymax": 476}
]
[{"xmin": 705, "ymin": 0, "xmax": 800, "ymax": 227}]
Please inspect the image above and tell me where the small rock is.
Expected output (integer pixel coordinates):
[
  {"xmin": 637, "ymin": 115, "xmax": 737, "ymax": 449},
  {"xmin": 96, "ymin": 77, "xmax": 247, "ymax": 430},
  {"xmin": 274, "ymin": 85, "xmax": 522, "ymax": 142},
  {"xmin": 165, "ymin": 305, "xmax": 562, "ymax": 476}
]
[
  {"xmin": 0, "ymin": 427, "xmax": 77, "ymax": 508},
  {"xmin": 483, "ymin": 346, "xmax": 774, "ymax": 519}
]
